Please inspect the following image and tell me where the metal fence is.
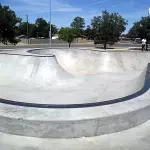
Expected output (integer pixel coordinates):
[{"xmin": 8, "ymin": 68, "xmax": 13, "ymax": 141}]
[{"xmin": 20, "ymin": 38, "xmax": 90, "ymax": 44}]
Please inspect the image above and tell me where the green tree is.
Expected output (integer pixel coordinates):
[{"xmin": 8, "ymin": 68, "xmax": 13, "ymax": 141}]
[
  {"xmin": 84, "ymin": 25, "xmax": 95, "ymax": 40},
  {"xmin": 91, "ymin": 10, "xmax": 127, "ymax": 49},
  {"xmin": 35, "ymin": 18, "xmax": 48, "ymax": 38},
  {"xmin": 17, "ymin": 19, "xmax": 57, "ymax": 38},
  {"xmin": 17, "ymin": 22, "xmax": 37, "ymax": 37},
  {"xmin": 128, "ymin": 17, "xmax": 150, "ymax": 41},
  {"xmin": 50, "ymin": 24, "xmax": 58, "ymax": 37},
  {"xmin": 59, "ymin": 27, "xmax": 76, "ymax": 48},
  {"xmin": 127, "ymin": 22, "xmax": 140, "ymax": 40},
  {"xmin": 70, "ymin": 16, "xmax": 85, "ymax": 38},
  {"xmin": 0, "ymin": 4, "xmax": 21, "ymax": 44},
  {"xmin": 35, "ymin": 18, "xmax": 57, "ymax": 38}
]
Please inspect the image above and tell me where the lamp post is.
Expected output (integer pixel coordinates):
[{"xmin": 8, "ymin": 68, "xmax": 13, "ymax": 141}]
[
  {"xmin": 49, "ymin": 0, "xmax": 52, "ymax": 48},
  {"xmin": 26, "ymin": 15, "xmax": 29, "ymax": 44},
  {"xmin": 147, "ymin": 7, "xmax": 150, "ymax": 51}
]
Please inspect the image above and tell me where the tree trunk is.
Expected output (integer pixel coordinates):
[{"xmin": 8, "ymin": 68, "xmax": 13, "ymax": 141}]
[
  {"xmin": 69, "ymin": 42, "xmax": 71, "ymax": 48},
  {"xmin": 77, "ymin": 38, "xmax": 78, "ymax": 43},
  {"xmin": 104, "ymin": 42, "xmax": 107, "ymax": 50},
  {"xmin": 146, "ymin": 42, "xmax": 148, "ymax": 51}
]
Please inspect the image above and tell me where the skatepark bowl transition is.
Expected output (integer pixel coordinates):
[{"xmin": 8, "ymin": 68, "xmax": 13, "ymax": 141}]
[{"xmin": 0, "ymin": 48, "xmax": 150, "ymax": 140}]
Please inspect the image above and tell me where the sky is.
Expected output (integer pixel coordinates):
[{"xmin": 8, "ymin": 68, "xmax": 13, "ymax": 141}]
[{"xmin": 1, "ymin": 0, "xmax": 150, "ymax": 33}]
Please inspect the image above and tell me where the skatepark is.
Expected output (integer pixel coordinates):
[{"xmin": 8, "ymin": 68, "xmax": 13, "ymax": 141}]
[{"xmin": 0, "ymin": 48, "xmax": 150, "ymax": 149}]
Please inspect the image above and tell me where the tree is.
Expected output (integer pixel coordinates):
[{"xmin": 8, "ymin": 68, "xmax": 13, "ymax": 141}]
[
  {"xmin": 0, "ymin": 4, "xmax": 21, "ymax": 44},
  {"xmin": 84, "ymin": 25, "xmax": 95, "ymax": 40},
  {"xmin": 17, "ymin": 22, "xmax": 37, "ymax": 37},
  {"xmin": 35, "ymin": 18, "xmax": 48, "ymax": 38},
  {"xmin": 35, "ymin": 18, "xmax": 57, "ymax": 38},
  {"xmin": 58, "ymin": 27, "xmax": 76, "ymax": 48},
  {"xmin": 50, "ymin": 24, "xmax": 58, "ymax": 37},
  {"xmin": 17, "ymin": 19, "xmax": 57, "ymax": 38},
  {"xmin": 70, "ymin": 16, "xmax": 85, "ymax": 38},
  {"xmin": 127, "ymin": 22, "xmax": 141, "ymax": 40},
  {"xmin": 91, "ymin": 10, "xmax": 127, "ymax": 49},
  {"xmin": 128, "ymin": 17, "xmax": 150, "ymax": 41}
]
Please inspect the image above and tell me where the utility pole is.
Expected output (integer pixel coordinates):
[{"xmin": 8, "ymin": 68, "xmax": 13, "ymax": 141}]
[
  {"xmin": 49, "ymin": 0, "xmax": 52, "ymax": 48},
  {"xmin": 147, "ymin": 7, "xmax": 150, "ymax": 51},
  {"xmin": 26, "ymin": 15, "xmax": 29, "ymax": 44},
  {"xmin": 148, "ymin": 7, "xmax": 150, "ymax": 17}
]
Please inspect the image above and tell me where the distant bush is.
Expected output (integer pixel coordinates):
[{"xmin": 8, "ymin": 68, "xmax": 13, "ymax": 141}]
[{"xmin": 10, "ymin": 38, "xmax": 21, "ymax": 45}]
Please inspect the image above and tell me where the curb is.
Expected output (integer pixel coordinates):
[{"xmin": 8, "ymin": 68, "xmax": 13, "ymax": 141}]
[{"xmin": 80, "ymin": 47, "xmax": 129, "ymax": 51}]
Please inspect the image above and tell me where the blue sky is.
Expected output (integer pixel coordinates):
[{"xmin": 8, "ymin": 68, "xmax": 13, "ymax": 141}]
[{"xmin": 1, "ymin": 0, "xmax": 150, "ymax": 32}]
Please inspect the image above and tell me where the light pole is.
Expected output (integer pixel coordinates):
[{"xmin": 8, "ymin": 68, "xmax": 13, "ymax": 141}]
[
  {"xmin": 49, "ymin": 0, "xmax": 52, "ymax": 48},
  {"xmin": 148, "ymin": 7, "xmax": 150, "ymax": 17},
  {"xmin": 26, "ymin": 15, "xmax": 29, "ymax": 44}
]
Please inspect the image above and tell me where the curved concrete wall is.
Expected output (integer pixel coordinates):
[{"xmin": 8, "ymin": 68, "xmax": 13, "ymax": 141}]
[
  {"xmin": 28, "ymin": 49, "xmax": 150, "ymax": 74},
  {"xmin": 56, "ymin": 50, "xmax": 150, "ymax": 75},
  {"xmin": 0, "ymin": 49, "xmax": 149, "ymax": 138},
  {"xmin": 0, "ymin": 54, "xmax": 80, "ymax": 89},
  {"xmin": 0, "ymin": 52, "xmax": 147, "ymax": 105}
]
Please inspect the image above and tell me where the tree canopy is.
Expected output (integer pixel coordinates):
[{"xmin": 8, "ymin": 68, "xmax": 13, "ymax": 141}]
[
  {"xmin": 17, "ymin": 18, "xmax": 57, "ymax": 38},
  {"xmin": 16, "ymin": 22, "xmax": 37, "ymax": 37},
  {"xmin": 128, "ymin": 17, "xmax": 150, "ymax": 41},
  {"xmin": 91, "ymin": 10, "xmax": 127, "ymax": 49},
  {"xmin": 70, "ymin": 16, "xmax": 85, "ymax": 37},
  {"xmin": 0, "ymin": 4, "xmax": 58, "ymax": 45},
  {"xmin": 84, "ymin": 25, "xmax": 95, "ymax": 40},
  {"xmin": 0, "ymin": 4, "xmax": 21, "ymax": 44},
  {"xmin": 58, "ymin": 27, "xmax": 76, "ymax": 48}
]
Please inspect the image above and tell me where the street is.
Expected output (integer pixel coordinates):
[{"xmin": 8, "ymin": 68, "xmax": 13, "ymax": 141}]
[{"xmin": 0, "ymin": 42, "xmax": 146, "ymax": 49}]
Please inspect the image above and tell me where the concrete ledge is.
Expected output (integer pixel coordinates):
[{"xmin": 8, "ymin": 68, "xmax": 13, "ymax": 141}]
[
  {"xmin": 0, "ymin": 104, "xmax": 149, "ymax": 138},
  {"xmin": 129, "ymin": 47, "xmax": 150, "ymax": 51},
  {"xmin": 0, "ymin": 48, "xmax": 54, "ymax": 57}
]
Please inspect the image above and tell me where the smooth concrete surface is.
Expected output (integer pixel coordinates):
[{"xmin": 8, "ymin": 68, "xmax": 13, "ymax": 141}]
[
  {"xmin": 0, "ymin": 49, "xmax": 149, "ymax": 138},
  {"xmin": 0, "ymin": 49, "xmax": 148, "ymax": 105},
  {"xmin": 28, "ymin": 49, "xmax": 150, "ymax": 73},
  {"xmin": 0, "ymin": 120, "xmax": 150, "ymax": 150}
]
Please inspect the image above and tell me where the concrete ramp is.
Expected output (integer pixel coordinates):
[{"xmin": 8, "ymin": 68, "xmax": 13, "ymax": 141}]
[
  {"xmin": 0, "ymin": 54, "xmax": 81, "ymax": 90},
  {"xmin": 0, "ymin": 50, "xmax": 148, "ymax": 105},
  {"xmin": 28, "ymin": 49, "xmax": 150, "ymax": 74},
  {"xmin": 55, "ymin": 49, "xmax": 150, "ymax": 75}
]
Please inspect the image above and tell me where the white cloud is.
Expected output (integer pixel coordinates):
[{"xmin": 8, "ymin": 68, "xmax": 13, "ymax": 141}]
[
  {"xmin": 10, "ymin": 0, "xmax": 82, "ymax": 12},
  {"xmin": 91, "ymin": 0, "xmax": 109, "ymax": 5}
]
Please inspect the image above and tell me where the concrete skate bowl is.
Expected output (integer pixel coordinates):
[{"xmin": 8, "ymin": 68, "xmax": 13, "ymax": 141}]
[{"xmin": 0, "ymin": 49, "xmax": 150, "ymax": 138}]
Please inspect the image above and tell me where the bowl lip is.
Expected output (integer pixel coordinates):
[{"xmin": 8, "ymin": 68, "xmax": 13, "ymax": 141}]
[{"xmin": 0, "ymin": 49, "xmax": 54, "ymax": 57}]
